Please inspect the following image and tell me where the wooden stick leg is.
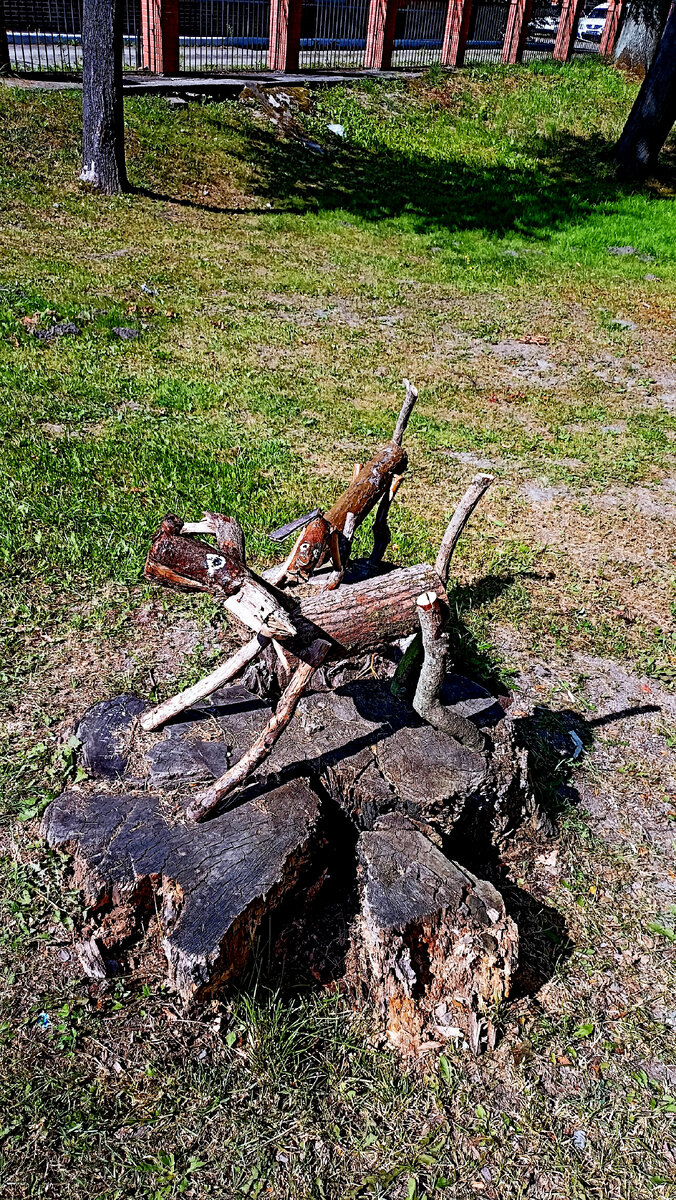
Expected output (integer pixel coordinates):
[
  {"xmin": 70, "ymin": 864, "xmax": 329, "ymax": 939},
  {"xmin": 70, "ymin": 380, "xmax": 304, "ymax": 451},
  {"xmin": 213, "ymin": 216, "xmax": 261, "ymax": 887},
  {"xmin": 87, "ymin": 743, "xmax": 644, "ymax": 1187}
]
[
  {"xmin": 413, "ymin": 592, "xmax": 485, "ymax": 753},
  {"xmin": 324, "ymin": 511, "xmax": 356, "ymax": 591},
  {"xmin": 435, "ymin": 473, "xmax": 494, "ymax": 587},
  {"xmin": 140, "ymin": 636, "xmax": 266, "ymax": 732},
  {"xmin": 370, "ymin": 474, "xmax": 403, "ymax": 566},
  {"xmin": 186, "ymin": 638, "xmax": 331, "ymax": 822}
]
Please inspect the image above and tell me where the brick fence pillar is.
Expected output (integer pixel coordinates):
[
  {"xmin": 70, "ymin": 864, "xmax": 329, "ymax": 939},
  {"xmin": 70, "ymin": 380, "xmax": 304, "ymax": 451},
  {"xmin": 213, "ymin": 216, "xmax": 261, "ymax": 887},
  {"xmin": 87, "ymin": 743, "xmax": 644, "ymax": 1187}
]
[
  {"xmin": 440, "ymin": 0, "xmax": 474, "ymax": 67},
  {"xmin": 141, "ymin": 0, "xmax": 180, "ymax": 74},
  {"xmin": 599, "ymin": 0, "xmax": 623, "ymax": 56},
  {"xmin": 502, "ymin": 0, "xmax": 534, "ymax": 62},
  {"xmin": 553, "ymin": 0, "xmax": 584, "ymax": 60},
  {"xmin": 364, "ymin": 0, "xmax": 398, "ymax": 69},
  {"xmin": 268, "ymin": 0, "xmax": 303, "ymax": 70}
]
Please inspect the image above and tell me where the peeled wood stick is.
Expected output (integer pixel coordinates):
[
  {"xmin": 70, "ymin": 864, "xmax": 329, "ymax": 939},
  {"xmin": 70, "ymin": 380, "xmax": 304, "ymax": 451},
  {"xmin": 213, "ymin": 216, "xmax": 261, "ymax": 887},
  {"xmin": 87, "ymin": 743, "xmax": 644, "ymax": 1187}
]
[
  {"xmin": 392, "ymin": 378, "xmax": 418, "ymax": 447},
  {"xmin": 324, "ymin": 510, "xmax": 356, "ymax": 590},
  {"xmin": 434, "ymin": 473, "xmax": 494, "ymax": 587},
  {"xmin": 186, "ymin": 638, "xmax": 331, "ymax": 823},
  {"xmin": 413, "ymin": 591, "xmax": 485, "ymax": 753},
  {"xmin": 139, "ymin": 635, "xmax": 267, "ymax": 732}
]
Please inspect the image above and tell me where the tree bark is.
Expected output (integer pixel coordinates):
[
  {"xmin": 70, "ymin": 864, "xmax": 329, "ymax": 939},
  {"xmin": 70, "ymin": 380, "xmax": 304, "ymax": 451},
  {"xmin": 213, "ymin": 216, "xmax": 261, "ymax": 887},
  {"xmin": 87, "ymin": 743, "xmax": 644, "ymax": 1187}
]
[
  {"xmin": 295, "ymin": 562, "xmax": 442, "ymax": 657},
  {"xmin": 0, "ymin": 0, "xmax": 11, "ymax": 74},
  {"xmin": 616, "ymin": 1, "xmax": 676, "ymax": 174},
  {"xmin": 81, "ymin": 0, "xmax": 127, "ymax": 194},
  {"xmin": 613, "ymin": 0, "xmax": 669, "ymax": 71}
]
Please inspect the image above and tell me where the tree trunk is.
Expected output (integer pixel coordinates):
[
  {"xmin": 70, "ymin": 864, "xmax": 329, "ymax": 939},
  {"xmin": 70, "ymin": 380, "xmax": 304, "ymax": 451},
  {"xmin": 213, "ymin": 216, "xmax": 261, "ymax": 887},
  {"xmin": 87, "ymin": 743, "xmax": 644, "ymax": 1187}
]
[
  {"xmin": 80, "ymin": 0, "xmax": 127, "ymax": 194},
  {"xmin": 0, "ymin": 0, "xmax": 10, "ymax": 74},
  {"xmin": 616, "ymin": 1, "xmax": 676, "ymax": 174},
  {"xmin": 613, "ymin": 0, "xmax": 669, "ymax": 71}
]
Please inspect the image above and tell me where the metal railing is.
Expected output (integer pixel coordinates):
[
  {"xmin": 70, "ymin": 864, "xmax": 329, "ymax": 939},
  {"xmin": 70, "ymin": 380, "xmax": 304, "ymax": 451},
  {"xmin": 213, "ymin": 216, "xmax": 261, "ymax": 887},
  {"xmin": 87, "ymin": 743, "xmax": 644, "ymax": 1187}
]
[
  {"xmin": 4, "ymin": 0, "xmax": 141, "ymax": 71},
  {"xmin": 464, "ymin": 0, "xmax": 511, "ymax": 62},
  {"xmin": 1, "ymin": 0, "xmax": 608, "ymax": 74},
  {"xmin": 298, "ymin": 0, "xmax": 370, "ymax": 69},
  {"xmin": 178, "ymin": 0, "xmax": 270, "ymax": 71},
  {"xmin": 390, "ymin": 0, "xmax": 446, "ymax": 68}
]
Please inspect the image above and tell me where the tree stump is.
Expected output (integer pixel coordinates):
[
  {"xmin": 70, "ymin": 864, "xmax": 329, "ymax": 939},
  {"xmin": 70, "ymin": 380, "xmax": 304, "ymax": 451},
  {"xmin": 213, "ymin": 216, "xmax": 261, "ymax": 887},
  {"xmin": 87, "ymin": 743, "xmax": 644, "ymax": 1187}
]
[
  {"xmin": 43, "ymin": 779, "xmax": 320, "ymax": 1002},
  {"xmin": 42, "ymin": 672, "xmax": 533, "ymax": 1051},
  {"xmin": 345, "ymin": 812, "xmax": 518, "ymax": 1055}
]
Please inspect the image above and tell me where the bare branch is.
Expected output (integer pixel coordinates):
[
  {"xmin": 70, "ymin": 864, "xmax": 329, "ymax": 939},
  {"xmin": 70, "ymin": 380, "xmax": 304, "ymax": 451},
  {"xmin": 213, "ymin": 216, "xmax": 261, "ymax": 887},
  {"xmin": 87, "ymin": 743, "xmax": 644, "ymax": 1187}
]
[
  {"xmin": 434, "ymin": 473, "xmax": 494, "ymax": 587},
  {"xmin": 413, "ymin": 592, "xmax": 485, "ymax": 752},
  {"xmin": 186, "ymin": 638, "xmax": 331, "ymax": 822},
  {"xmin": 139, "ymin": 635, "xmax": 266, "ymax": 732},
  {"xmin": 391, "ymin": 378, "xmax": 418, "ymax": 447}
]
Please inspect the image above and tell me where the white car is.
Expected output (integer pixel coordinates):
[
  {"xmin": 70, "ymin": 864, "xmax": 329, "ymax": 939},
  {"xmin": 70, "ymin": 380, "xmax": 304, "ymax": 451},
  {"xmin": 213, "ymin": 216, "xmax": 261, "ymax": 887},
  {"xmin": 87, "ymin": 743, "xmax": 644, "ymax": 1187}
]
[{"xmin": 578, "ymin": 3, "xmax": 608, "ymax": 39}]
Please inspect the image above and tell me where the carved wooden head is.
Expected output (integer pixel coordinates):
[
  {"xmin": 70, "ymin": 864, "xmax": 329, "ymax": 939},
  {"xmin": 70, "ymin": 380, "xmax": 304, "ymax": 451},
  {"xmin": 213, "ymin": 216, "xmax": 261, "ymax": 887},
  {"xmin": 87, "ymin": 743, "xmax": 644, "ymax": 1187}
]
[{"xmin": 285, "ymin": 515, "xmax": 331, "ymax": 580}]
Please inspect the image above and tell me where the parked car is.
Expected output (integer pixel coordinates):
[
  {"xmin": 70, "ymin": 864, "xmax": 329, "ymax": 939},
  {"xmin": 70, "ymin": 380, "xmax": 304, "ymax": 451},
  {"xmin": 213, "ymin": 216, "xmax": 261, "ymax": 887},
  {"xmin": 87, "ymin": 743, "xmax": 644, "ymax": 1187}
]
[{"xmin": 578, "ymin": 3, "xmax": 608, "ymax": 40}]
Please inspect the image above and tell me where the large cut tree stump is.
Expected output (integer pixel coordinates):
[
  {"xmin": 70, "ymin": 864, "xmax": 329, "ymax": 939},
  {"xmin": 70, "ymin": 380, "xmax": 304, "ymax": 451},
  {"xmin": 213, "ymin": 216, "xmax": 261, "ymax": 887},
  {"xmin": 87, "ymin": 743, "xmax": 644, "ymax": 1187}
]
[
  {"xmin": 43, "ymin": 779, "xmax": 320, "ymax": 1002},
  {"xmin": 42, "ymin": 672, "xmax": 532, "ymax": 1053},
  {"xmin": 345, "ymin": 813, "xmax": 518, "ymax": 1055}
]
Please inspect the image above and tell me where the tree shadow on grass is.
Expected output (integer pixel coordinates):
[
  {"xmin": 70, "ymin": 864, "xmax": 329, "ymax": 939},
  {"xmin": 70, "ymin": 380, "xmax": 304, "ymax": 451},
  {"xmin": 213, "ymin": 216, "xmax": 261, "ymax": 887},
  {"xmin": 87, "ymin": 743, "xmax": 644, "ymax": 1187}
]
[{"xmin": 238, "ymin": 120, "xmax": 676, "ymax": 241}]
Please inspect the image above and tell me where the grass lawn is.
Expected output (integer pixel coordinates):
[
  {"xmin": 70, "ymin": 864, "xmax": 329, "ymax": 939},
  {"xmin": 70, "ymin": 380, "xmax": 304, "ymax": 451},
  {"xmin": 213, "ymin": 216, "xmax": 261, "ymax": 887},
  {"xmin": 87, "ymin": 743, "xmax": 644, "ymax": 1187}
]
[{"xmin": 1, "ymin": 60, "xmax": 676, "ymax": 1198}]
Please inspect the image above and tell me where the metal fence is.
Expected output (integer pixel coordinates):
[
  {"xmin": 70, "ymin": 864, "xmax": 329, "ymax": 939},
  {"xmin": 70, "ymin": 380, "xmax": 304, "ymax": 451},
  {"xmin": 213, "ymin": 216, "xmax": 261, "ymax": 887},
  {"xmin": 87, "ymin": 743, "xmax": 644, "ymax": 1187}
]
[
  {"xmin": 298, "ymin": 0, "xmax": 369, "ymax": 69},
  {"xmin": 4, "ymin": 0, "xmax": 141, "ymax": 71},
  {"xmin": 464, "ymin": 0, "xmax": 511, "ymax": 62},
  {"xmin": 523, "ymin": 0, "xmax": 559, "ymax": 58},
  {"xmin": 390, "ymin": 0, "xmax": 446, "ymax": 68},
  {"xmin": 178, "ymin": 0, "xmax": 269, "ymax": 71},
  {"xmin": 2, "ymin": 0, "xmax": 606, "ymax": 74}
]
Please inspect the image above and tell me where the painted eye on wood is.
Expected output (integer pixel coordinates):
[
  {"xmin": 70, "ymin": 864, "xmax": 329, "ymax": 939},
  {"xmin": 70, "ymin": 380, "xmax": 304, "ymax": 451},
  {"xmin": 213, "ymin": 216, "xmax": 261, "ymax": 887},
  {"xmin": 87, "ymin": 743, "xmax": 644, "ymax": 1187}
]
[{"xmin": 206, "ymin": 554, "xmax": 227, "ymax": 575}]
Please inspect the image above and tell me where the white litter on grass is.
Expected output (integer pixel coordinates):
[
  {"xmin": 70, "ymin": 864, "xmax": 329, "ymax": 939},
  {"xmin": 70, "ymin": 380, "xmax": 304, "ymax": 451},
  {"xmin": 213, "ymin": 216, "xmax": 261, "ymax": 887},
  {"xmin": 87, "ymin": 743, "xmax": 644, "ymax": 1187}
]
[
  {"xmin": 327, "ymin": 123, "xmax": 345, "ymax": 137},
  {"xmin": 569, "ymin": 730, "xmax": 584, "ymax": 759},
  {"xmin": 573, "ymin": 1130, "xmax": 587, "ymax": 1150}
]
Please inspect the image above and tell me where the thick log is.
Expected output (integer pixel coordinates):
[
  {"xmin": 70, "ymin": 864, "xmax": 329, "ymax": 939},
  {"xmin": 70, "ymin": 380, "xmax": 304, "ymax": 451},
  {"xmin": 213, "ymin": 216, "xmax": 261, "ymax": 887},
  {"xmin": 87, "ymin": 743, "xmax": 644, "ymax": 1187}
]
[
  {"xmin": 296, "ymin": 562, "xmax": 442, "ymax": 657},
  {"xmin": 345, "ymin": 813, "xmax": 518, "ymax": 1054},
  {"xmin": 42, "ymin": 780, "xmax": 321, "ymax": 1003}
]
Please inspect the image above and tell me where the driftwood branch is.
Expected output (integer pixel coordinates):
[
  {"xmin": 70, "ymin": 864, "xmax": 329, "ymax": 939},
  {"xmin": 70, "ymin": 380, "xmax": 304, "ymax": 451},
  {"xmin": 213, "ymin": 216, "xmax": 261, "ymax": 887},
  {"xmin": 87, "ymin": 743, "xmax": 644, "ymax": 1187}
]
[
  {"xmin": 435, "ymin": 473, "xmax": 494, "ymax": 587},
  {"xmin": 186, "ymin": 638, "xmax": 331, "ymax": 822},
  {"xmin": 392, "ymin": 378, "xmax": 419, "ymax": 447},
  {"xmin": 413, "ymin": 592, "xmax": 485, "ymax": 753},
  {"xmin": 139, "ymin": 635, "xmax": 268, "ymax": 732}
]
